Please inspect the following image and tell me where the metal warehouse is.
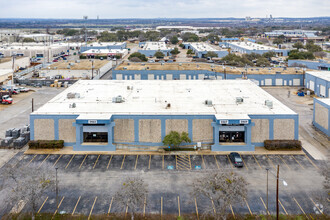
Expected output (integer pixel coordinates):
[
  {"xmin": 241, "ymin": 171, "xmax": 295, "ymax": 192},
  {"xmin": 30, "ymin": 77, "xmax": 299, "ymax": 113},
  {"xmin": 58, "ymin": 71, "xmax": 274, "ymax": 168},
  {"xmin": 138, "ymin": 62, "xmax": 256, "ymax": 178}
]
[
  {"xmin": 30, "ymin": 80, "xmax": 298, "ymax": 152},
  {"xmin": 219, "ymin": 41, "xmax": 289, "ymax": 56},
  {"xmin": 80, "ymin": 42, "xmax": 127, "ymax": 53},
  {"xmin": 313, "ymin": 98, "xmax": 330, "ymax": 137},
  {"xmin": 305, "ymin": 71, "xmax": 330, "ymax": 98},
  {"xmin": 183, "ymin": 42, "xmax": 228, "ymax": 58},
  {"xmin": 138, "ymin": 42, "xmax": 174, "ymax": 57}
]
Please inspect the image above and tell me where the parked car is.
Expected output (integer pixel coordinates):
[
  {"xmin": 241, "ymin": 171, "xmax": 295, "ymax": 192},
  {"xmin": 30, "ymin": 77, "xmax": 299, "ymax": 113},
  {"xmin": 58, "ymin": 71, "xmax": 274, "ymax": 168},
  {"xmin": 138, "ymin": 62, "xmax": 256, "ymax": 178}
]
[
  {"xmin": 1, "ymin": 95, "xmax": 13, "ymax": 104},
  {"xmin": 53, "ymin": 59, "xmax": 58, "ymax": 62},
  {"xmin": 229, "ymin": 152, "xmax": 243, "ymax": 168},
  {"xmin": 12, "ymin": 88, "xmax": 20, "ymax": 94},
  {"xmin": 19, "ymin": 87, "xmax": 29, "ymax": 92}
]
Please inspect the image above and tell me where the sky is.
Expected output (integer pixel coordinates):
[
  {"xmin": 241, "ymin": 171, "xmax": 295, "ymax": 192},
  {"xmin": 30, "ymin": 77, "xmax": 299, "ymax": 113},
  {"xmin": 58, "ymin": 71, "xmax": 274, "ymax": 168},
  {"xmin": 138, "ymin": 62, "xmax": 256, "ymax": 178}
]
[{"xmin": 0, "ymin": 0, "xmax": 329, "ymax": 19}]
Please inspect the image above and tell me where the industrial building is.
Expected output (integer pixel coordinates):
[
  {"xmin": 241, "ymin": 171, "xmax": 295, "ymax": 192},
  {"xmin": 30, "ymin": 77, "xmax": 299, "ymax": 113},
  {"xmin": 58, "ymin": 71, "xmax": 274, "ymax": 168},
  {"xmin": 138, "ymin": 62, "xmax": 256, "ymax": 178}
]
[
  {"xmin": 313, "ymin": 98, "xmax": 330, "ymax": 137},
  {"xmin": 288, "ymin": 60, "xmax": 330, "ymax": 71},
  {"xmin": 39, "ymin": 60, "xmax": 112, "ymax": 79},
  {"xmin": 265, "ymin": 30, "xmax": 318, "ymax": 38},
  {"xmin": 0, "ymin": 69, "xmax": 12, "ymax": 85},
  {"xmin": 113, "ymin": 62, "xmax": 304, "ymax": 86},
  {"xmin": 305, "ymin": 71, "xmax": 330, "ymax": 98},
  {"xmin": 219, "ymin": 41, "xmax": 289, "ymax": 56},
  {"xmin": 30, "ymin": 80, "xmax": 299, "ymax": 152},
  {"xmin": 183, "ymin": 42, "xmax": 228, "ymax": 58},
  {"xmin": 138, "ymin": 42, "xmax": 174, "ymax": 57},
  {"xmin": 81, "ymin": 49, "xmax": 128, "ymax": 59},
  {"xmin": 0, "ymin": 43, "xmax": 68, "ymax": 60},
  {"xmin": 80, "ymin": 42, "xmax": 127, "ymax": 53}
]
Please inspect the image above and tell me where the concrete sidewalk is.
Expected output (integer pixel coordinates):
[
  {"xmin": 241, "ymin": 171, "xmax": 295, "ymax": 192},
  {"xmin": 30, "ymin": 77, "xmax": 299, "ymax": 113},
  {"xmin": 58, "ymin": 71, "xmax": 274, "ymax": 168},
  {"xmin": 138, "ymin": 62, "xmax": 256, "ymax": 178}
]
[
  {"xmin": 300, "ymin": 135, "xmax": 328, "ymax": 160},
  {"xmin": 24, "ymin": 146, "xmax": 305, "ymax": 156}
]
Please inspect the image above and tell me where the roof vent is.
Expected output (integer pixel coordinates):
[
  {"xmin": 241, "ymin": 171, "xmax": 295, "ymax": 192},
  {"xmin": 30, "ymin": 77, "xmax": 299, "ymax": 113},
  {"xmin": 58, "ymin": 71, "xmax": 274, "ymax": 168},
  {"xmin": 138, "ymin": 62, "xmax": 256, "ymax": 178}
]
[
  {"xmin": 265, "ymin": 100, "xmax": 273, "ymax": 109},
  {"xmin": 69, "ymin": 103, "xmax": 76, "ymax": 108},
  {"xmin": 67, "ymin": 92, "xmax": 80, "ymax": 99},
  {"xmin": 112, "ymin": 95, "xmax": 124, "ymax": 103},
  {"xmin": 204, "ymin": 100, "xmax": 213, "ymax": 107},
  {"xmin": 236, "ymin": 97, "xmax": 244, "ymax": 104}
]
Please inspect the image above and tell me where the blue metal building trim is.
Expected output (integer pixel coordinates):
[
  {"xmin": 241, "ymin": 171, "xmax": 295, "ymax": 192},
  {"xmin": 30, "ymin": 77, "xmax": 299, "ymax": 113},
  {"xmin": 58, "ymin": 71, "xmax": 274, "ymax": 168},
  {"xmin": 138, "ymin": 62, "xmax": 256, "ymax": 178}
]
[
  {"xmin": 312, "ymin": 98, "xmax": 330, "ymax": 137},
  {"xmin": 112, "ymin": 69, "xmax": 304, "ymax": 86}
]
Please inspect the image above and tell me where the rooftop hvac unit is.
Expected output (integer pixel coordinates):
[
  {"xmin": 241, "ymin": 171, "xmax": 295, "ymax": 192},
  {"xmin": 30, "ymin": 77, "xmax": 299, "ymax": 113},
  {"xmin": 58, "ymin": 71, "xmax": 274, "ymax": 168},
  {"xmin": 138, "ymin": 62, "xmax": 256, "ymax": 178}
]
[
  {"xmin": 67, "ymin": 92, "xmax": 80, "ymax": 99},
  {"xmin": 112, "ymin": 95, "xmax": 124, "ymax": 103},
  {"xmin": 204, "ymin": 100, "xmax": 213, "ymax": 107},
  {"xmin": 69, "ymin": 103, "xmax": 76, "ymax": 108},
  {"xmin": 236, "ymin": 97, "xmax": 244, "ymax": 104},
  {"xmin": 265, "ymin": 100, "xmax": 273, "ymax": 109}
]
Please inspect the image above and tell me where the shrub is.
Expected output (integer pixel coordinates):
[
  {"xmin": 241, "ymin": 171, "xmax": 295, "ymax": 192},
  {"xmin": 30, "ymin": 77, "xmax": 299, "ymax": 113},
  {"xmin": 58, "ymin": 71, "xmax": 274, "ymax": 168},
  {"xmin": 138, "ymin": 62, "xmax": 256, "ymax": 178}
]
[
  {"xmin": 264, "ymin": 140, "xmax": 302, "ymax": 150},
  {"xmin": 128, "ymin": 52, "xmax": 148, "ymax": 61},
  {"xmin": 28, "ymin": 140, "xmax": 64, "ymax": 149}
]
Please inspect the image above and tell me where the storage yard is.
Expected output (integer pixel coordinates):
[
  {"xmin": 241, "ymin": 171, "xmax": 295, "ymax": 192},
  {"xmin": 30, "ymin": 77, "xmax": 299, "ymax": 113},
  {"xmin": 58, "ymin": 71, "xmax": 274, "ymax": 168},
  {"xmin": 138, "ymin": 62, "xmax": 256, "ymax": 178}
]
[{"xmin": 116, "ymin": 62, "xmax": 305, "ymax": 75}]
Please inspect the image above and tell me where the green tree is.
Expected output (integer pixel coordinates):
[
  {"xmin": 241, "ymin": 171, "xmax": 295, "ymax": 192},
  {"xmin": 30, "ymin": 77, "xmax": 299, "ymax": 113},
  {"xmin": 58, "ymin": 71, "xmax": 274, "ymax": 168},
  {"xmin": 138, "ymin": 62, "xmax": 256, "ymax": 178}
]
[
  {"xmin": 186, "ymin": 49, "xmax": 193, "ymax": 55},
  {"xmin": 262, "ymin": 51, "xmax": 276, "ymax": 59},
  {"xmin": 273, "ymin": 38, "xmax": 283, "ymax": 45},
  {"xmin": 181, "ymin": 33, "xmax": 199, "ymax": 42},
  {"xmin": 98, "ymin": 31, "xmax": 118, "ymax": 42},
  {"xmin": 179, "ymin": 43, "xmax": 185, "ymax": 48},
  {"xmin": 305, "ymin": 41, "xmax": 322, "ymax": 53},
  {"xmin": 207, "ymin": 33, "xmax": 220, "ymax": 42},
  {"xmin": 154, "ymin": 51, "xmax": 165, "ymax": 58},
  {"xmin": 22, "ymin": 38, "xmax": 35, "ymax": 42},
  {"xmin": 145, "ymin": 31, "xmax": 160, "ymax": 41},
  {"xmin": 170, "ymin": 47, "xmax": 180, "ymax": 56},
  {"xmin": 256, "ymin": 57, "xmax": 270, "ymax": 67},
  {"xmin": 292, "ymin": 41, "xmax": 304, "ymax": 50},
  {"xmin": 288, "ymin": 50, "xmax": 315, "ymax": 60},
  {"xmin": 128, "ymin": 52, "xmax": 148, "ymax": 62},
  {"xmin": 170, "ymin": 36, "xmax": 179, "ymax": 45},
  {"xmin": 205, "ymin": 51, "xmax": 218, "ymax": 58},
  {"xmin": 163, "ymin": 131, "xmax": 191, "ymax": 149}
]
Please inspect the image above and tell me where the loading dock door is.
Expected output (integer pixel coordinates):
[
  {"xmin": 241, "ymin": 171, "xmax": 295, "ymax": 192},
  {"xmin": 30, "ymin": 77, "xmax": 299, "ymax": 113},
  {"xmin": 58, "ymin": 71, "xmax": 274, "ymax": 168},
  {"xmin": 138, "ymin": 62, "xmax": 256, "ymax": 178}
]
[
  {"xmin": 310, "ymin": 81, "xmax": 314, "ymax": 91},
  {"xmin": 320, "ymin": 85, "xmax": 326, "ymax": 97}
]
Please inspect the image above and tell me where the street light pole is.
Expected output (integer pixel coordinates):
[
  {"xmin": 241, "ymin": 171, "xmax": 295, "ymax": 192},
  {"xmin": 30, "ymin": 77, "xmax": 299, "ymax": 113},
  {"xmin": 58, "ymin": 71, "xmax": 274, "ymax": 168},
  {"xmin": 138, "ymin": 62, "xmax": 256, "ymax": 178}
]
[
  {"xmin": 266, "ymin": 168, "xmax": 269, "ymax": 216},
  {"xmin": 55, "ymin": 167, "xmax": 58, "ymax": 210},
  {"xmin": 91, "ymin": 60, "xmax": 94, "ymax": 79},
  {"xmin": 276, "ymin": 165, "xmax": 279, "ymax": 220}
]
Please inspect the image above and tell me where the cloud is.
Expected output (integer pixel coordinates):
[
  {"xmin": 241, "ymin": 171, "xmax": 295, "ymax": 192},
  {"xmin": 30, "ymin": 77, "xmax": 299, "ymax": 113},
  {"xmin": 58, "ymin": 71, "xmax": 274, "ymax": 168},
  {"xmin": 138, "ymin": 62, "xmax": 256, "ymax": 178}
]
[{"xmin": 0, "ymin": 0, "xmax": 329, "ymax": 18}]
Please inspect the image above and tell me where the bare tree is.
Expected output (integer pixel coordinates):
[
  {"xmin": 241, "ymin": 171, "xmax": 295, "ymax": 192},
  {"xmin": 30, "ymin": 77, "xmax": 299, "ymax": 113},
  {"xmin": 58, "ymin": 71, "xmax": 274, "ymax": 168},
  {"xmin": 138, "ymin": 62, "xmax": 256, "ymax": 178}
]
[
  {"xmin": 313, "ymin": 51, "xmax": 327, "ymax": 59},
  {"xmin": 114, "ymin": 176, "xmax": 148, "ymax": 220},
  {"xmin": 191, "ymin": 171, "xmax": 248, "ymax": 219},
  {"xmin": 0, "ymin": 162, "xmax": 55, "ymax": 220}
]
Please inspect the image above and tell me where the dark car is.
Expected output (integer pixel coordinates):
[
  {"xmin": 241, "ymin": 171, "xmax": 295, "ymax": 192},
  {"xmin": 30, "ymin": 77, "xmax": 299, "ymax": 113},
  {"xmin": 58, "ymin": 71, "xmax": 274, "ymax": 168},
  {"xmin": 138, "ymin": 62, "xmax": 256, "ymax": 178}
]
[{"xmin": 229, "ymin": 152, "xmax": 243, "ymax": 168}]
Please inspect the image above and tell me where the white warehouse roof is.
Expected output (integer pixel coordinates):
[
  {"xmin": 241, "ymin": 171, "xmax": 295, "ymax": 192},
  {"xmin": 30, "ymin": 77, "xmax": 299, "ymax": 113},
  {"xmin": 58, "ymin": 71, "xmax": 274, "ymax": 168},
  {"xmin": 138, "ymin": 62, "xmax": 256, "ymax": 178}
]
[
  {"xmin": 230, "ymin": 42, "xmax": 281, "ymax": 51},
  {"xmin": 141, "ymin": 42, "xmax": 172, "ymax": 51},
  {"xmin": 307, "ymin": 71, "xmax": 330, "ymax": 82},
  {"xmin": 32, "ymin": 80, "xmax": 296, "ymax": 116}
]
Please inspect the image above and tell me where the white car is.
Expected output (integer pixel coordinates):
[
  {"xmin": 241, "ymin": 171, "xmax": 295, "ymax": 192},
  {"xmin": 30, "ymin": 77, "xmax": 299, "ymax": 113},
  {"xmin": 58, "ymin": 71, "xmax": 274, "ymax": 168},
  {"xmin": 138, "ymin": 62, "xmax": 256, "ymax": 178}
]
[{"xmin": 19, "ymin": 87, "xmax": 29, "ymax": 92}]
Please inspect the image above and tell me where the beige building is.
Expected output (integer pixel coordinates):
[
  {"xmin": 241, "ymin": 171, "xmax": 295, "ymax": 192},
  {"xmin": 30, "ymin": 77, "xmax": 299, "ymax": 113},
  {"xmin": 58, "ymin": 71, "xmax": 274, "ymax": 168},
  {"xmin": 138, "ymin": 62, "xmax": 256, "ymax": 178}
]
[{"xmin": 30, "ymin": 80, "xmax": 298, "ymax": 151}]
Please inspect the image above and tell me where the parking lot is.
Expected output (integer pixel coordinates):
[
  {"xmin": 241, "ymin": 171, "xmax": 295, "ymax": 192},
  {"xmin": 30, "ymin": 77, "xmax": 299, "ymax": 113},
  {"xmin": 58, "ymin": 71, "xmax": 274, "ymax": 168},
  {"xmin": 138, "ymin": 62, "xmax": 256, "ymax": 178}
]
[{"xmin": 1, "ymin": 152, "xmax": 326, "ymax": 218}]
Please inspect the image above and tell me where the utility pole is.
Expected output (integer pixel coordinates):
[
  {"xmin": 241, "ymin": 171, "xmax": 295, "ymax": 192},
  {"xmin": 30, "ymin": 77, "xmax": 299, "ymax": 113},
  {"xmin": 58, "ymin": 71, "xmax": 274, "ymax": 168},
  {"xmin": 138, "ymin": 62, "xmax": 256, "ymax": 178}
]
[
  {"xmin": 276, "ymin": 165, "xmax": 279, "ymax": 220},
  {"xmin": 91, "ymin": 60, "xmax": 94, "ymax": 79},
  {"xmin": 55, "ymin": 167, "xmax": 58, "ymax": 210},
  {"xmin": 12, "ymin": 52, "xmax": 16, "ymax": 85},
  {"xmin": 266, "ymin": 168, "xmax": 269, "ymax": 216}
]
